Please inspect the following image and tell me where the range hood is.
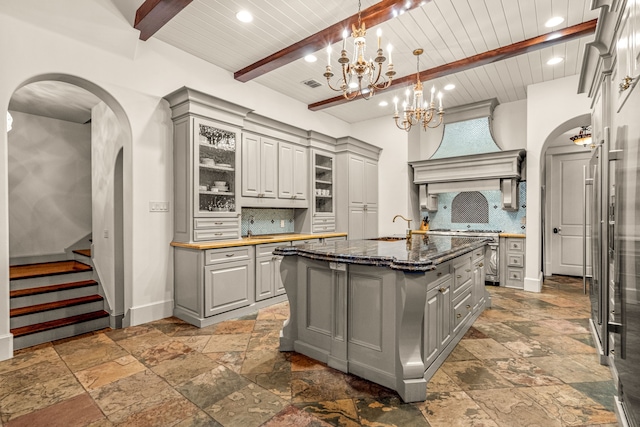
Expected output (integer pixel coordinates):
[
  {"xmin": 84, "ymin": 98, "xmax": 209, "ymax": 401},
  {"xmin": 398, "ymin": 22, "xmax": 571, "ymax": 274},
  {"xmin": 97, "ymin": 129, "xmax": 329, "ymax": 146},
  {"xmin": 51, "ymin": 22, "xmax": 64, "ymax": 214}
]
[{"xmin": 408, "ymin": 99, "xmax": 526, "ymax": 211}]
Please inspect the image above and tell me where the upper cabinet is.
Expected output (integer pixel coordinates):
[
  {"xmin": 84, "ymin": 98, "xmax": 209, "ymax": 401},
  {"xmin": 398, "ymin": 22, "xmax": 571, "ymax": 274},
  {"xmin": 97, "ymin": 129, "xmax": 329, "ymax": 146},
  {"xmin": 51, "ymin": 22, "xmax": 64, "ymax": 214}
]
[
  {"xmin": 241, "ymin": 133, "xmax": 278, "ymax": 199},
  {"xmin": 278, "ymin": 141, "xmax": 308, "ymax": 200},
  {"xmin": 615, "ymin": 0, "xmax": 640, "ymax": 111},
  {"xmin": 165, "ymin": 87, "xmax": 251, "ymax": 243},
  {"xmin": 240, "ymin": 114, "xmax": 309, "ymax": 208}
]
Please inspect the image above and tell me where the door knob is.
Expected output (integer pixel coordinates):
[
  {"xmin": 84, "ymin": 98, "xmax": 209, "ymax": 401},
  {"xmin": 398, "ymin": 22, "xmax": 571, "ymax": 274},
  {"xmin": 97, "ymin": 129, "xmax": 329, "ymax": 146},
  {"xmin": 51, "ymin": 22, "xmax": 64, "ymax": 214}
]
[{"xmin": 553, "ymin": 227, "xmax": 561, "ymax": 234}]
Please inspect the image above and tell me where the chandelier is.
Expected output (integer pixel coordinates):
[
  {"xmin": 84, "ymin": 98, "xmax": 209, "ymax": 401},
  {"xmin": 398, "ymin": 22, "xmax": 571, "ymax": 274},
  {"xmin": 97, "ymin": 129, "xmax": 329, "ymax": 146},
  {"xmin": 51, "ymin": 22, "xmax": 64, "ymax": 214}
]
[
  {"xmin": 570, "ymin": 125, "xmax": 593, "ymax": 148},
  {"xmin": 393, "ymin": 49, "xmax": 444, "ymax": 132},
  {"xmin": 323, "ymin": 0, "xmax": 395, "ymax": 100}
]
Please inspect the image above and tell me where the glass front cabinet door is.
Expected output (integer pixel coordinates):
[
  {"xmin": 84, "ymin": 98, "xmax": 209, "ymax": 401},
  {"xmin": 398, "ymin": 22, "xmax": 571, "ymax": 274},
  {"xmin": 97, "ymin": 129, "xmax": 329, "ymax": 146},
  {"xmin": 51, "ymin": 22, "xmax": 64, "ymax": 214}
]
[{"xmin": 195, "ymin": 118, "xmax": 239, "ymax": 217}]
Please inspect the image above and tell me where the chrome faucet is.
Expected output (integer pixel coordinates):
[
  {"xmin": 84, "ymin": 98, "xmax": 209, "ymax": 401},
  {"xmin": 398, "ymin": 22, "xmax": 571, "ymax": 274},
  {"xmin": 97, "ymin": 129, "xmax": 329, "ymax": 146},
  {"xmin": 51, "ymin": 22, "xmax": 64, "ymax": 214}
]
[{"xmin": 392, "ymin": 214, "xmax": 413, "ymax": 240}]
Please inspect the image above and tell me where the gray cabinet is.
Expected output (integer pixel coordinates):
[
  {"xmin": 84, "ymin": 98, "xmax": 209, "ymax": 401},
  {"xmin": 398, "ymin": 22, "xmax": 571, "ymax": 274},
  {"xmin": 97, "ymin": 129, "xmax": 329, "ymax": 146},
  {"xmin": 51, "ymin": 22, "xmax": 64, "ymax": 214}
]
[
  {"xmin": 501, "ymin": 237, "xmax": 525, "ymax": 289},
  {"xmin": 312, "ymin": 150, "xmax": 336, "ymax": 231},
  {"xmin": 471, "ymin": 247, "xmax": 486, "ymax": 312},
  {"xmin": 278, "ymin": 142, "xmax": 307, "ymax": 201},
  {"xmin": 348, "ymin": 154, "xmax": 378, "ymax": 208},
  {"xmin": 336, "ymin": 138, "xmax": 381, "ymax": 240},
  {"xmin": 203, "ymin": 247, "xmax": 254, "ymax": 317},
  {"xmin": 165, "ymin": 88, "xmax": 248, "ymax": 243},
  {"xmin": 424, "ymin": 274, "xmax": 452, "ymax": 367},
  {"xmin": 255, "ymin": 242, "xmax": 289, "ymax": 302},
  {"xmin": 242, "ymin": 133, "xmax": 278, "ymax": 199}
]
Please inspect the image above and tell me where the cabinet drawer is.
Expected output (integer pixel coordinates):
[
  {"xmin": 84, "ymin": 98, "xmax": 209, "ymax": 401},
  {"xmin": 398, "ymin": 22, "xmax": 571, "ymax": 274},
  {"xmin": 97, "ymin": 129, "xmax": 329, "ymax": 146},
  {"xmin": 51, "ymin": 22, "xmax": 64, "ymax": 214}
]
[
  {"xmin": 293, "ymin": 238, "xmax": 321, "ymax": 246},
  {"xmin": 507, "ymin": 238, "xmax": 524, "ymax": 252},
  {"xmin": 195, "ymin": 229, "xmax": 239, "ymax": 241},
  {"xmin": 312, "ymin": 223, "xmax": 336, "ymax": 233},
  {"xmin": 506, "ymin": 268, "xmax": 524, "ymax": 289},
  {"xmin": 194, "ymin": 218, "xmax": 239, "ymax": 230},
  {"xmin": 426, "ymin": 264, "xmax": 452, "ymax": 290},
  {"xmin": 322, "ymin": 236, "xmax": 346, "ymax": 243},
  {"xmin": 452, "ymin": 256, "xmax": 472, "ymax": 296},
  {"xmin": 453, "ymin": 289, "xmax": 473, "ymax": 333},
  {"xmin": 472, "ymin": 247, "xmax": 485, "ymax": 262},
  {"xmin": 205, "ymin": 247, "xmax": 251, "ymax": 265},
  {"xmin": 507, "ymin": 254, "xmax": 524, "ymax": 267},
  {"xmin": 256, "ymin": 241, "xmax": 291, "ymax": 257}
]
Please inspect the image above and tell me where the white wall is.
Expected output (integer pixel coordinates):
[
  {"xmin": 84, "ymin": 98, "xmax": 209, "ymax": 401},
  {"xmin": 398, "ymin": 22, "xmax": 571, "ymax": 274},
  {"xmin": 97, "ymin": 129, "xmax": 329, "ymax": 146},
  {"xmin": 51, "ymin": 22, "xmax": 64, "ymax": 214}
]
[
  {"xmin": 492, "ymin": 99, "xmax": 527, "ymax": 150},
  {"xmin": 8, "ymin": 111, "xmax": 91, "ymax": 260},
  {"xmin": 525, "ymin": 74, "xmax": 592, "ymax": 292},
  {"xmin": 91, "ymin": 102, "xmax": 125, "ymax": 318}
]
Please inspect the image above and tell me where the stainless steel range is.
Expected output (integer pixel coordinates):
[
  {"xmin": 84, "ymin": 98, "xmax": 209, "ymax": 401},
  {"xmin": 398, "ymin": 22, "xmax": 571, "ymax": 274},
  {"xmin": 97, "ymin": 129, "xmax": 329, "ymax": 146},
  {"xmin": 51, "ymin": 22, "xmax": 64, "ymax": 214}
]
[{"xmin": 427, "ymin": 229, "xmax": 501, "ymax": 284}]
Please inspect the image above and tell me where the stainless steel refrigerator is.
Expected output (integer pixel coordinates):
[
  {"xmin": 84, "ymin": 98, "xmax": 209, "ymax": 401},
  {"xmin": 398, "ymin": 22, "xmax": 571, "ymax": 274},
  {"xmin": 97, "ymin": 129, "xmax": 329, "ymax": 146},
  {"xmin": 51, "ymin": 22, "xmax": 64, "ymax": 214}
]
[{"xmin": 608, "ymin": 79, "xmax": 640, "ymax": 426}]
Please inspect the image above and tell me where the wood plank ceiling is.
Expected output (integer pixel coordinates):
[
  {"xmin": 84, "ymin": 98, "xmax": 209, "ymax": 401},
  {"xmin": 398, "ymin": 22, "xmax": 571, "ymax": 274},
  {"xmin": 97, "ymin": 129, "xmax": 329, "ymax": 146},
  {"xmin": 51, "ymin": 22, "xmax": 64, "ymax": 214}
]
[{"xmin": 151, "ymin": 0, "xmax": 599, "ymax": 124}]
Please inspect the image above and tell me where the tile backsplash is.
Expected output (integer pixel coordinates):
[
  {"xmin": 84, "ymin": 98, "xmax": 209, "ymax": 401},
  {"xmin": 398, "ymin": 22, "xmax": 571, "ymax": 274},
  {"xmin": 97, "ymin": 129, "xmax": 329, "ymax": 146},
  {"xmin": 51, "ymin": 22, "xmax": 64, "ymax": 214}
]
[
  {"xmin": 431, "ymin": 117, "xmax": 501, "ymax": 159},
  {"xmin": 424, "ymin": 182, "xmax": 527, "ymax": 234},
  {"xmin": 241, "ymin": 208, "xmax": 295, "ymax": 236}
]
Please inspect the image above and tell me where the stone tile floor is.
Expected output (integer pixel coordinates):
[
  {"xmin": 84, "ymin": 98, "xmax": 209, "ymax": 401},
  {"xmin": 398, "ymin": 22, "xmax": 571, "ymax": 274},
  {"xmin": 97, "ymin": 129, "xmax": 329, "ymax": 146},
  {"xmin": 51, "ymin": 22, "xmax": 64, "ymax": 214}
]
[{"xmin": 0, "ymin": 276, "xmax": 618, "ymax": 426}]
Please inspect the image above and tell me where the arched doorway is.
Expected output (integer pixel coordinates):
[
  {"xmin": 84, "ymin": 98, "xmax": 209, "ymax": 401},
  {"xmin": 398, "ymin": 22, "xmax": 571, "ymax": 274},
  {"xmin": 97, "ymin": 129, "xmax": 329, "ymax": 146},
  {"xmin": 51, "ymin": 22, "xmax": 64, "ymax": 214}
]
[
  {"xmin": 4, "ymin": 74, "xmax": 132, "ymax": 352},
  {"xmin": 538, "ymin": 114, "xmax": 592, "ymax": 278}
]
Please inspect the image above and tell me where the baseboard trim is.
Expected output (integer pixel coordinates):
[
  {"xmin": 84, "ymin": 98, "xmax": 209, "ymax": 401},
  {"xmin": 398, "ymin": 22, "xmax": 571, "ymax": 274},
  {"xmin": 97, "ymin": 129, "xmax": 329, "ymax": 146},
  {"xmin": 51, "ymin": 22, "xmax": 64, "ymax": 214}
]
[
  {"xmin": 110, "ymin": 314, "xmax": 124, "ymax": 329},
  {"xmin": 128, "ymin": 300, "xmax": 174, "ymax": 326},
  {"xmin": 523, "ymin": 271, "xmax": 543, "ymax": 293},
  {"xmin": 0, "ymin": 334, "xmax": 13, "ymax": 361}
]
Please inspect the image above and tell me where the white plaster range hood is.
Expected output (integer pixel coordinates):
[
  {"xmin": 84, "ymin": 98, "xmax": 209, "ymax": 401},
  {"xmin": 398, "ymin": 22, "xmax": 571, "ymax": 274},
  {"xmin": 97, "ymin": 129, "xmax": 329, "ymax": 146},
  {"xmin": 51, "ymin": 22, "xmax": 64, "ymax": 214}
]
[{"xmin": 408, "ymin": 99, "xmax": 526, "ymax": 211}]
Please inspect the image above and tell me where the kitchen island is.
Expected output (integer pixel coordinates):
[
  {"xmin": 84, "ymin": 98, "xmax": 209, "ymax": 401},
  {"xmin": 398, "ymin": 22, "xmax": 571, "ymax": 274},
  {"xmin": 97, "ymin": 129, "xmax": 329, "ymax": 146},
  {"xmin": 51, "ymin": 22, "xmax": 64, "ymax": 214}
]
[{"xmin": 274, "ymin": 234, "xmax": 490, "ymax": 402}]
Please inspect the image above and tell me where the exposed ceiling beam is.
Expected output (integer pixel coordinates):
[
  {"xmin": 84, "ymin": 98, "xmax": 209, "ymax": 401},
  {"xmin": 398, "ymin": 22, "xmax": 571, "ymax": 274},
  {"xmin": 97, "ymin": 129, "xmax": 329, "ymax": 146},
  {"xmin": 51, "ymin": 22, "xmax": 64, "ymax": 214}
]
[
  {"xmin": 234, "ymin": 0, "xmax": 428, "ymax": 83},
  {"xmin": 134, "ymin": 0, "xmax": 193, "ymax": 41},
  {"xmin": 309, "ymin": 19, "xmax": 598, "ymax": 111}
]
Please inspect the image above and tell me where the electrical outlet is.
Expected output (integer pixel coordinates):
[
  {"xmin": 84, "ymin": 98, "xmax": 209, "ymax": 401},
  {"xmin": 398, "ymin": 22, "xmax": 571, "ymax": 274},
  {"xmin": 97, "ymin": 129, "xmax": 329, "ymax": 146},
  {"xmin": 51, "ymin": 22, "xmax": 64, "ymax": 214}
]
[
  {"xmin": 521, "ymin": 216, "xmax": 526, "ymax": 224},
  {"xmin": 103, "ymin": 230, "xmax": 109, "ymax": 238},
  {"xmin": 280, "ymin": 220, "xmax": 285, "ymax": 228}
]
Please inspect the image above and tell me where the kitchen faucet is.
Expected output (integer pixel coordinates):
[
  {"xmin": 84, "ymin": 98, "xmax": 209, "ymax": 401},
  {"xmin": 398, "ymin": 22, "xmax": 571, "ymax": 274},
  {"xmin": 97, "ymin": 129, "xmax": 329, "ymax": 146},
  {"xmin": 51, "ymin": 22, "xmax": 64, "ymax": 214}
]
[{"xmin": 392, "ymin": 214, "xmax": 412, "ymax": 240}]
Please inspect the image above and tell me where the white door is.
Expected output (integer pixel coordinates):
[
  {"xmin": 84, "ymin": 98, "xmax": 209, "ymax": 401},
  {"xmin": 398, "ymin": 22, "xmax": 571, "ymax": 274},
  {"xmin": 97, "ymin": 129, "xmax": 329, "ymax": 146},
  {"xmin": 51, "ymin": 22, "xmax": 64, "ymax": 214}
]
[{"xmin": 550, "ymin": 152, "xmax": 592, "ymax": 276}]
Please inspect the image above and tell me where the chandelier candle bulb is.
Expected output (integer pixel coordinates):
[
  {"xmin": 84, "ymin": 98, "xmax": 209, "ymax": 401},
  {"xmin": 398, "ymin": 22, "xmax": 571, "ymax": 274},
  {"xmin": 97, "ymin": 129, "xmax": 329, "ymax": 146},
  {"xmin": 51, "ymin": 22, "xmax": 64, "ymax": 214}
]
[
  {"xmin": 342, "ymin": 29, "xmax": 347, "ymax": 50},
  {"xmin": 377, "ymin": 28, "xmax": 382, "ymax": 49},
  {"xmin": 438, "ymin": 91, "xmax": 443, "ymax": 110},
  {"xmin": 430, "ymin": 85, "xmax": 435, "ymax": 104},
  {"xmin": 327, "ymin": 45, "xmax": 331, "ymax": 66},
  {"xmin": 387, "ymin": 44, "xmax": 393, "ymax": 64}
]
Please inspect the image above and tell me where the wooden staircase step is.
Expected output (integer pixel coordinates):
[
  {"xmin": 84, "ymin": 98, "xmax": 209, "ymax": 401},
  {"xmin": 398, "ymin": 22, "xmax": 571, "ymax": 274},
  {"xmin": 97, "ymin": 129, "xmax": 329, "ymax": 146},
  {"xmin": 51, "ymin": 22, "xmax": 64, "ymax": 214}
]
[
  {"xmin": 11, "ymin": 310, "xmax": 109, "ymax": 338},
  {"xmin": 10, "ymin": 295, "xmax": 103, "ymax": 318},
  {"xmin": 10, "ymin": 261, "xmax": 92, "ymax": 280},
  {"xmin": 10, "ymin": 280, "xmax": 97, "ymax": 298},
  {"xmin": 72, "ymin": 249, "xmax": 91, "ymax": 257}
]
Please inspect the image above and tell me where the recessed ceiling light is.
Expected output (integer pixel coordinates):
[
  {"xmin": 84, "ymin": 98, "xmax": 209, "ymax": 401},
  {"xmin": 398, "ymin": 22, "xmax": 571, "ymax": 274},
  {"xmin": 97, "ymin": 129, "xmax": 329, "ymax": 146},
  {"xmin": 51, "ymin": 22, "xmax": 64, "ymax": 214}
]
[
  {"xmin": 547, "ymin": 57, "xmax": 564, "ymax": 65},
  {"xmin": 379, "ymin": 100, "xmax": 388, "ymax": 107},
  {"xmin": 236, "ymin": 10, "xmax": 253, "ymax": 23},
  {"xmin": 304, "ymin": 54, "xmax": 317, "ymax": 63},
  {"xmin": 444, "ymin": 83, "xmax": 456, "ymax": 91},
  {"xmin": 545, "ymin": 16, "xmax": 564, "ymax": 27}
]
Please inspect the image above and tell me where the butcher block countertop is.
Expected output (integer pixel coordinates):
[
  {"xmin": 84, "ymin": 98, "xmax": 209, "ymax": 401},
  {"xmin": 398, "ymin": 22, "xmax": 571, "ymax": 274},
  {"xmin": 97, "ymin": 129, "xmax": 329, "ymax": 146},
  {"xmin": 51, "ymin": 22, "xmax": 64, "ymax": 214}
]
[
  {"xmin": 499, "ymin": 233, "xmax": 526, "ymax": 238},
  {"xmin": 171, "ymin": 232, "xmax": 348, "ymax": 250}
]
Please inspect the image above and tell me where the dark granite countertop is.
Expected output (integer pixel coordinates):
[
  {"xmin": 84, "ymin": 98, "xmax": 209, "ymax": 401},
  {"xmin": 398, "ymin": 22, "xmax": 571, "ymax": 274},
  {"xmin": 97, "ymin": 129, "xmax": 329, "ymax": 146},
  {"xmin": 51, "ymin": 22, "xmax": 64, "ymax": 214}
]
[{"xmin": 273, "ymin": 235, "xmax": 491, "ymax": 272}]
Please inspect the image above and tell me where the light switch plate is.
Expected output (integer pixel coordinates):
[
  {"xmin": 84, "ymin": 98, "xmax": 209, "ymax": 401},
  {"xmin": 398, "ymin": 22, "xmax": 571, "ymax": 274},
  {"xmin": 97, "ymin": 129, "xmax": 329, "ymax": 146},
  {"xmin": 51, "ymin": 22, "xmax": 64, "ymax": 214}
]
[
  {"xmin": 150, "ymin": 201, "xmax": 169, "ymax": 212},
  {"xmin": 280, "ymin": 220, "xmax": 285, "ymax": 228}
]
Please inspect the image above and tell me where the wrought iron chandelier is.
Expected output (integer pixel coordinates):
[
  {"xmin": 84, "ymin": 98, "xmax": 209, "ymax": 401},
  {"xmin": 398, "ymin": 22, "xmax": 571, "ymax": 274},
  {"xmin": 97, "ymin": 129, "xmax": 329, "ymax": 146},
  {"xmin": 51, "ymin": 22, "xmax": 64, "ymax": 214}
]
[
  {"xmin": 570, "ymin": 125, "xmax": 593, "ymax": 148},
  {"xmin": 393, "ymin": 49, "xmax": 444, "ymax": 132},
  {"xmin": 323, "ymin": 0, "xmax": 395, "ymax": 100}
]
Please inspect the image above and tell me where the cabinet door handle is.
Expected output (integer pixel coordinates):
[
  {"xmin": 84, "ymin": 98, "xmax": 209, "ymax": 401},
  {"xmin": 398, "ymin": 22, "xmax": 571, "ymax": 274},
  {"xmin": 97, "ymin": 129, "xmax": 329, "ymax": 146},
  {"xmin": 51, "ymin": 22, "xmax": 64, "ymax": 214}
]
[
  {"xmin": 225, "ymin": 253, "xmax": 235, "ymax": 257},
  {"xmin": 479, "ymin": 263, "xmax": 483, "ymax": 267},
  {"xmin": 466, "ymin": 304, "xmax": 471, "ymax": 310},
  {"xmin": 465, "ymin": 269, "xmax": 471, "ymax": 272},
  {"xmin": 512, "ymin": 274, "xmax": 517, "ymax": 278},
  {"xmin": 214, "ymin": 222, "xmax": 223, "ymax": 225},
  {"xmin": 214, "ymin": 233, "xmax": 223, "ymax": 236},
  {"xmin": 457, "ymin": 275, "xmax": 462, "ymax": 278},
  {"xmin": 457, "ymin": 313, "xmax": 462, "ymax": 319},
  {"xmin": 292, "ymin": 195, "xmax": 297, "ymax": 199},
  {"xmin": 439, "ymin": 287, "xmax": 446, "ymax": 293},
  {"xmin": 437, "ymin": 272, "xmax": 442, "ymax": 277},
  {"xmin": 272, "ymin": 256, "xmax": 278, "ymax": 261}
]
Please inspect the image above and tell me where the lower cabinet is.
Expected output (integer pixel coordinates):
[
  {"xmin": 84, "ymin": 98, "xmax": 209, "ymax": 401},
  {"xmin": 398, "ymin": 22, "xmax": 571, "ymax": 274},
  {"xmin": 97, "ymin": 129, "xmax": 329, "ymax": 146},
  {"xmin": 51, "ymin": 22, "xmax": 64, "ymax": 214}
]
[
  {"xmin": 347, "ymin": 206, "xmax": 378, "ymax": 240},
  {"xmin": 256, "ymin": 242, "xmax": 289, "ymax": 301},
  {"xmin": 204, "ymin": 258, "xmax": 254, "ymax": 316},
  {"xmin": 501, "ymin": 237, "xmax": 525, "ymax": 289},
  {"xmin": 471, "ymin": 247, "xmax": 486, "ymax": 312},
  {"xmin": 424, "ymin": 274, "xmax": 452, "ymax": 367}
]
